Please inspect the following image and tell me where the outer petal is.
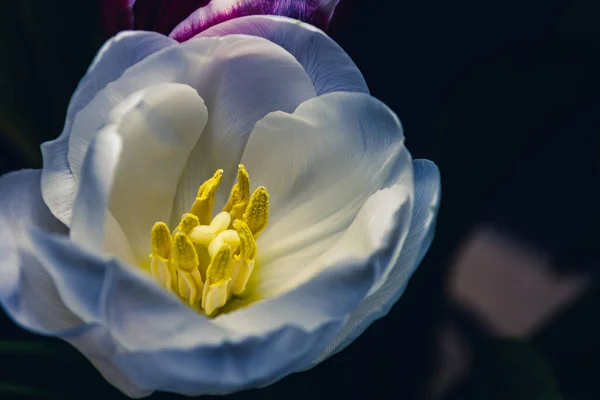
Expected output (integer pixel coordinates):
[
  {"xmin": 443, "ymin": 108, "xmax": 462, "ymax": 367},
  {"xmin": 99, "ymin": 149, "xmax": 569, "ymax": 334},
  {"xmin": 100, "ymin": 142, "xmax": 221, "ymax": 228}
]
[
  {"xmin": 0, "ymin": 170, "xmax": 81, "ymax": 334},
  {"xmin": 169, "ymin": 0, "xmax": 341, "ymax": 42},
  {"xmin": 28, "ymin": 229, "xmax": 340, "ymax": 395},
  {"xmin": 70, "ymin": 128, "xmax": 122, "ymax": 256},
  {"xmin": 239, "ymin": 92, "xmax": 413, "ymax": 296},
  {"xmin": 314, "ymin": 159, "xmax": 441, "ymax": 363},
  {"xmin": 198, "ymin": 15, "xmax": 368, "ymax": 95},
  {"xmin": 41, "ymin": 31, "xmax": 176, "ymax": 226}
]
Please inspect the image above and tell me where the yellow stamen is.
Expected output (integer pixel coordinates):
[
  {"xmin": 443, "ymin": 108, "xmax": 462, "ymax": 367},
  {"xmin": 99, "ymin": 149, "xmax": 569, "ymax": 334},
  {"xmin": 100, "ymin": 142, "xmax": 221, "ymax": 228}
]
[
  {"xmin": 202, "ymin": 245, "xmax": 233, "ymax": 314},
  {"xmin": 243, "ymin": 186, "xmax": 269, "ymax": 238},
  {"xmin": 151, "ymin": 222, "xmax": 171, "ymax": 259},
  {"xmin": 233, "ymin": 219, "xmax": 257, "ymax": 261},
  {"xmin": 150, "ymin": 222, "xmax": 174, "ymax": 290},
  {"xmin": 202, "ymin": 280, "xmax": 229, "ymax": 316},
  {"xmin": 174, "ymin": 213, "xmax": 199, "ymax": 234},
  {"xmin": 171, "ymin": 232, "xmax": 199, "ymax": 271},
  {"xmin": 205, "ymin": 244, "xmax": 233, "ymax": 284},
  {"xmin": 177, "ymin": 269, "xmax": 203, "ymax": 305},
  {"xmin": 145, "ymin": 165, "xmax": 269, "ymax": 316},
  {"xmin": 223, "ymin": 164, "xmax": 251, "ymax": 220},
  {"xmin": 190, "ymin": 169, "xmax": 223, "ymax": 224},
  {"xmin": 150, "ymin": 256, "xmax": 172, "ymax": 291},
  {"xmin": 231, "ymin": 219, "xmax": 257, "ymax": 295}
]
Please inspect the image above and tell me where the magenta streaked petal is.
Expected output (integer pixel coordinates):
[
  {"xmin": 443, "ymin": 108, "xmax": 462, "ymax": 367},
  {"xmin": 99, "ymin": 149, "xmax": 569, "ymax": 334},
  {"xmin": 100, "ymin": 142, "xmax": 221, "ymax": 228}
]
[
  {"xmin": 169, "ymin": 0, "xmax": 340, "ymax": 42},
  {"xmin": 101, "ymin": 0, "xmax": 136, "ymax": 36}
]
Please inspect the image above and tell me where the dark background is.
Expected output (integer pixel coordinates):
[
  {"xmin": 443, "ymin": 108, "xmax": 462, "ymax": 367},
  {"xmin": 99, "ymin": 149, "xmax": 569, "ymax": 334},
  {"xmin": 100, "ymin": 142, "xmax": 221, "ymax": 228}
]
[{"xmin": 1, "ymin": 0, "xmax": 599, "ymax": 398}]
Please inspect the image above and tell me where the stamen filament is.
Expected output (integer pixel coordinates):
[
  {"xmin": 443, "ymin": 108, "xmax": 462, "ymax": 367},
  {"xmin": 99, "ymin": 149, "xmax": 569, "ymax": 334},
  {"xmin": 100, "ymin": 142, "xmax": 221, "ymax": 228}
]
[
  {"xmin": 190, "ymin": 169, "xmax": 223, "ymax": 224},
  {"xmin": 223, "ymin": 164, "xmax": 250, "ymax": 220}
]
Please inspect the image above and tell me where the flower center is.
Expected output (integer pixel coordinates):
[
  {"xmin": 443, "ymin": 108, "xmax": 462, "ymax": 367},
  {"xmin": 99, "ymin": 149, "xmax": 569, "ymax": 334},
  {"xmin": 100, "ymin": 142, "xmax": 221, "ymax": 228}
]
[{"xmin": 148, "ymin": 165, "xmax": 269, "ymax": 316}]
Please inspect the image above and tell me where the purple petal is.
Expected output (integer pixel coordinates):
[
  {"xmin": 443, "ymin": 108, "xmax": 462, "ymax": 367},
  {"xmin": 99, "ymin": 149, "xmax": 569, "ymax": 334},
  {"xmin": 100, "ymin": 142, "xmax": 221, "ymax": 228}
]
[{"xmin": 169, "ymin": 0, "xmax": 340, "ymax": 42}]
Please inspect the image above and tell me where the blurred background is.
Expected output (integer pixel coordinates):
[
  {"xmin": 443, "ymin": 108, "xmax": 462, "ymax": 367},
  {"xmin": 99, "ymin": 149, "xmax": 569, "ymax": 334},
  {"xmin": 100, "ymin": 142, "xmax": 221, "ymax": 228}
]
[{"xmin": 1, "ymin": 0, "xmax": 598, "ymax": 399}]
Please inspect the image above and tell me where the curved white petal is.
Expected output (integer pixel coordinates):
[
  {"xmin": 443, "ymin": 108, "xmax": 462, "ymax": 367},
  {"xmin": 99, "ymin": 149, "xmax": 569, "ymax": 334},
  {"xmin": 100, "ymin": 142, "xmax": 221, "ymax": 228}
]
[
  {"xmin": 0, "ymin": 169, "xmax": 82, "ymax": 334},
  {"xmin": 0, "ymin": 172, "xmax": 148, "ymax": 397},
  {"xmin": 41, "ymin": 31, "xmax": 176, "ymax": 226},
  {"xmin": 106, "ymin": 83, "xmax": 208, "ymax": 260},
  {"xmin": 239, "ymin": 92, "xmax": 412, "ymax": 296},
  {"xmin": 28, "ymin": 229, "xmax": 342, "ymax": 395},
  {"xmin": 315, "ymin": 159, "xmax": 441, "ymax": 363},
  {"xmin": 70, "ymin": 128, "xmax": 123, "ymax": 256},
  {"xmin": 198, "ymin": 15, "xmax": 369, "ymax": 96},
  {"xmin": 168, "ymin": 34, "xmax": 316, "ymax": 221}
]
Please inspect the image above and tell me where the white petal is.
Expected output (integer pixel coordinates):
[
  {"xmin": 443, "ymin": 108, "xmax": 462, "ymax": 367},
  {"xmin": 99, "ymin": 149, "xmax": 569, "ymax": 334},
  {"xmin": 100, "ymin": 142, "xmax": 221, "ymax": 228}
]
[
  {"xmin": 70, "ymin": 128, "xmax": 123, "ymax": 256},
  {"xmin": 0, "ymin": 169, "xmax": 82, "ymax": 334},
  {"xmin": 198, "ymin": 15, "xmax": 369, "ymax": 95},
  {"xmin": 41, "ymin": 31, "xmax": 176, "ymax": 226},
  {"xmin": 218, "ymin": 182, "xmax": 413, "ymax": 330},
  {"xmin": 106, "ymin": 83, "xmax": 208, "ymax": 260},
  {"xmin": 168, "ymin": 34, "xmax": 316, "ymax": 221},
  {"xmin": 29, "ymin": 230, "xmax": 341, "ymax": 395},
  {"xmin": 239, "ymin": 92, "xmax": 412, "ymax": 295},
  {"xmin": 315, "ymin": 160, "xmax": 441, "ymax": 363}
]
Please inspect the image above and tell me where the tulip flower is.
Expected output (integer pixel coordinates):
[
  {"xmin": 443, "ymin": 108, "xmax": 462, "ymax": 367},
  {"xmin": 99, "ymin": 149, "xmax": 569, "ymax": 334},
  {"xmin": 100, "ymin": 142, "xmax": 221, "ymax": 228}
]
[{"xmin": 0, "ymin": 6, "xmax": 440, "ymax": 399}]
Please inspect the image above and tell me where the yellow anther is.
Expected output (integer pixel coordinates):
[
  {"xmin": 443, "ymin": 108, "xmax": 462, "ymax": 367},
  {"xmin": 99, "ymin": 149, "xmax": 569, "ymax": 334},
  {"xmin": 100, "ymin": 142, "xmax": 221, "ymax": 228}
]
[
  {"xmin": 190, "ymin": 169, "xmax": 224, "ymax": 224},
  {"xmin": 151, "ymin": 222, "xmax": 172, "ymax": 259},
  {"xmin": 233, "ymin": 220, "xmax": 257, "ymax": 261},
  {"xmin": 205, "ymin": 245, "xmax": 233, "ymax": 285},
  {"xmin": 243, "ymin": 186, "xmax": 269, "ymax": 238},
  {"xmin": 171, "ymin": 232, "xmax": 199, "ymax": 271},
  {"xmin": 230, "ymin": 219, "xmax": 257, "ymax": 295},
  {"xmin": 210, "ymin": 211, "xmax": 232, "ymax": 233},
  {"xmin": 208, "ymin": 230, "xmax": 240, "ymax": 258},
  {"xmin": 175, "ymin": 213, "xmax": 199, "ymax": 234},
  {"xmin": 202, "ymin": 244, "xmax": 234, "ymax": 314},
  {"xmin": 223, "ymin": 164, "xmax": 251, "ymax": 220},
  {"xmin": 189, "ymin": 225, "xmax": 217, "ymax": 245}
]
